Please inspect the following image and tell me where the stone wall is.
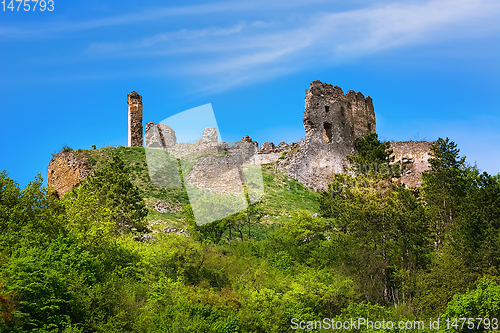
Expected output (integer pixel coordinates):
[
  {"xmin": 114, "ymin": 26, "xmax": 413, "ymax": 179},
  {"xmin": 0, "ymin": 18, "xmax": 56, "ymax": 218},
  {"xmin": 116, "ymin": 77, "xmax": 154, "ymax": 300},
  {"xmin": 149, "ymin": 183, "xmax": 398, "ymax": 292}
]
[
  {"xmin": 47, "ymin": 151, "xmax": 92, "ymax": 198},
  {"xmin": 128, "ymin": 91, "xmax": 143, "ymax": 147},
  {"xmin": 145, "ymin": 122, "xmax": 177, "ymax": 148},
  {"xmin": 185, "ymin": 150, "xmax": 246, "ymax": 194},
  {"xmin": 184, "ymin": 139, "xmax": 261, "ymax": 195},
  {"xmin": 390, "ymin": 141, "xmax": 434, "ymax": 188}
]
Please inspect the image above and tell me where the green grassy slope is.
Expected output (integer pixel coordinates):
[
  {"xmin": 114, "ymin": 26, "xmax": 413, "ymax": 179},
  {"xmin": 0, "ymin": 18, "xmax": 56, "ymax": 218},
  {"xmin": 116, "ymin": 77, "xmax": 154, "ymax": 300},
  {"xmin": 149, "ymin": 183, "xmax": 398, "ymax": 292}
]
[{"xmin": 80, "ymin": 147, "xmax": 319, "ymax": 231}]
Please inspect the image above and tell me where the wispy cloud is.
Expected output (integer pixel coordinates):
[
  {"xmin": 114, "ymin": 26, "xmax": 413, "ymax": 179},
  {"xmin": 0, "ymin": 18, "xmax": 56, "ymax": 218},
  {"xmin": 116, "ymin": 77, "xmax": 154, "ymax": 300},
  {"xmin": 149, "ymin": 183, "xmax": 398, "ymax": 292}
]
[
  {"xmin": 3, "ymin": 0, "xmax": 499, "ymax": 92},
  {"xmin": 0, "ymin": 0, "xmax": 333, "ymax": 38},
  {"xmin": 84, "ymin": 0, "xmax": 498, "ymax": 92}
]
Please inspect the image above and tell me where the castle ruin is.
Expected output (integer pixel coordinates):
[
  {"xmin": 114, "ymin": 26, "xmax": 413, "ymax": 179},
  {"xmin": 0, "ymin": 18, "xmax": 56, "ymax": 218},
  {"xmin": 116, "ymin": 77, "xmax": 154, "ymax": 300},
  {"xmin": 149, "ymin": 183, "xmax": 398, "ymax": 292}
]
[
  {"xmin": 275, "ymin": 80, "xmax": 376, "ymax": 191},
  {"xmin": 142, "ymin": 80, "xmax": 432, "ymax": 193},
  {"xmin": 48, "ymin": 81, "xmax": 433, "ymax": 198}
]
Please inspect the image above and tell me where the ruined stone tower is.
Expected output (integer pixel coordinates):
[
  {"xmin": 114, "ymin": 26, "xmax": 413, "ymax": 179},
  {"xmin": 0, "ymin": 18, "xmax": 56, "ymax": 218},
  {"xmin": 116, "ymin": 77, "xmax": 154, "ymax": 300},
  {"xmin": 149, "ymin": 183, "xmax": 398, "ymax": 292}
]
[
  {"xmin": 277, "ymin": 80, "xmax": 376, "ymax": 191},
  {"xmin": 128, "ymin": 91, "xmax": 143, "ymax": 147}
]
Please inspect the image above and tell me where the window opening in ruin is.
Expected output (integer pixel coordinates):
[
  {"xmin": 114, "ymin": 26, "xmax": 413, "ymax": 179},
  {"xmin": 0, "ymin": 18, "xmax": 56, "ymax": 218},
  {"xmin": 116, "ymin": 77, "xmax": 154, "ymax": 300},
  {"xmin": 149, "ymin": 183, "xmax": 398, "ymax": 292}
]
[
  {"xmin": 323, "ymin": 122, "xmax": 333, "ymax": 143},
  {"xmin": 368, "ymin": 123, "xmax": 372, "ymax": 131},
  {"xmin": 340, "ymin": 107, "xmax": 345, "ymax": 118},
  {"xmin": 325, "ymin": 105, "xmax": 329, "ymax": 113}
]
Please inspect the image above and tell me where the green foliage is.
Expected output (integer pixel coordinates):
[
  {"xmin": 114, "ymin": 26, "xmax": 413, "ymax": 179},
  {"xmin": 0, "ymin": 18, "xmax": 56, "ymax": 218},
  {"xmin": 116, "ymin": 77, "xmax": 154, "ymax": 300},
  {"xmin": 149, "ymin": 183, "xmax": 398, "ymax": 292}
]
[
  {"xmin": 319, "ymin": 172, "xmax": 431, "ymax": 304},
  {"xmin": 1, "ymin": 134, "xmax": 499, "ymax": 332},
  {"xmin": 62, "ymin": 145, "xmax": 73, "ymax": 152},
  {"xmin": 0, "ymin": 172, "xmax": 66, "ymax": 253},
  {"xmin": 268, "ymin": 211, "xmax": 327, "ymax": 260},
  {"xmin": 67, "ymin": 154, "xmax": 148, "ymax": 233},
  {"xmin": 335, "ymin": 301, "xmax": 396, "ymax": 330},
  {"xmin": 452, "ymin": 169, "xmax": 500, "ymax": 271},
  {"xmin": 421, "ymin": 137, "xmax": 468, "ymax": 247},
  {"xmin": 347, "ymin": 133, "xmax": 398, "ymax": 177},
  {"xmin": 0, "ymin": 238, "xmax": 95, "ymax": 331},
  {"xmin": 439, "ymin": 276, "xmax": 500, "ymax": 332}
]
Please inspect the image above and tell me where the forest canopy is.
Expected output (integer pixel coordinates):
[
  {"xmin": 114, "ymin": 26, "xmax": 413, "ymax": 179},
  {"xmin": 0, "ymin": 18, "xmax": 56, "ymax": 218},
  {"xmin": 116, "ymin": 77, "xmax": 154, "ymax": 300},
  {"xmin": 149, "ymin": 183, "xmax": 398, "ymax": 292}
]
[{"xmin": 1, "ymin": 137, "xmax": 499, "ymax": 332}]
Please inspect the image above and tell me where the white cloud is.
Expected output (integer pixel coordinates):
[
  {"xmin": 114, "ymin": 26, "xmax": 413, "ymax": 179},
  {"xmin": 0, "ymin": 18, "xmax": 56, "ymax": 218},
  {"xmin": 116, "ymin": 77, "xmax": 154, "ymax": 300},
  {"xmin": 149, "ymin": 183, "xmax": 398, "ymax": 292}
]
[
  {"xmin": 3, "ymin": 0, "xmax": 499, "ymax": 92},
  {"xmin": 0, "ymin": 0, "xmax": 335, "ymax": 38},
  {"xmin": 79, "ymin": 0, "xmax": 500, "ymax": 91}
]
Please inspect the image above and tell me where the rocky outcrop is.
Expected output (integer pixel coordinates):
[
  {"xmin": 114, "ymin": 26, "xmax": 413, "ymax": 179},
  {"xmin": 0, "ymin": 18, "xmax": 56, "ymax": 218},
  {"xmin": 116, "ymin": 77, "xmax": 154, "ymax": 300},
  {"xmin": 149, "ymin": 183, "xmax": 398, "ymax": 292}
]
[
  {"xmin": 47, "ymin": 150, "xmax": 92, "ymax": 198},
  {"xmin": 390, "ymin": 141, "xmax": 434, "ymax": 188},
  {"xmin": 276, "ymin": 80, "xmax": 376, "ymax": 191}
]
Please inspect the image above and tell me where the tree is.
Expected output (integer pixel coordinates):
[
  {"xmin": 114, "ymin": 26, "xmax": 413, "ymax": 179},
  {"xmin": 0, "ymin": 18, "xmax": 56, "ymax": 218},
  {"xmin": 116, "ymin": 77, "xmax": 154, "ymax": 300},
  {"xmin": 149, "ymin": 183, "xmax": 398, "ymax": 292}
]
[
  {"xmin": 347, "ymin": 133, "xmax": 399, "ymax": 177},
  {"xmin": 0, "ymin": 172, "xmax": 66, "ymax": 253},
  {"xmin": 421, "ymin": 137, "xmax": 468, "ymax": 248},
  {"xmin": 67, "ymin": 155, "xmax": 148, "ymax": 233},
  {"xmin": 440, "ymin": 276, "xmax": 500, "ymax": 332},
  {"xmin": 452, "ymin": 169, "xmax": 500, "ymax": 272},
  {"xmin": 268, "ymin": 211, "xmax": 327, "ymax": 263},
  {"xmin": 320, "ymin": 144, "xmax": 430, "ymax": 305},
  {"xmin": 0, "ymin": 237, "xmax": 97, "ymax": 332},
  {"xmin": 184, "ymin": 204, "xmax": 227, "ymax": 244}
]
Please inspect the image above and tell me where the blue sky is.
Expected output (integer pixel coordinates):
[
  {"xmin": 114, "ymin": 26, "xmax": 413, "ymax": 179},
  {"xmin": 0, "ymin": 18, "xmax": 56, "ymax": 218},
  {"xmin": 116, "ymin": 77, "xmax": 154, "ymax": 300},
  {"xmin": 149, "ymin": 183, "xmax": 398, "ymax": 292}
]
[{"xmin": 1, "ymin": 0, "xmax": 499, "ymax": 188}]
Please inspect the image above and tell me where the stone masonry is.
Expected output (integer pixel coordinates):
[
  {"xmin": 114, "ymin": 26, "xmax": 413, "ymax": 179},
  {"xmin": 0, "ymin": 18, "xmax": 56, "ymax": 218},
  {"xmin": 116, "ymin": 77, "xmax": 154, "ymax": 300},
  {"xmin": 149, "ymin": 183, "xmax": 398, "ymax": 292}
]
[
  {"xmin": 145, "ymin": 122, "xmax": 177, "ymax": 148},
  {"xmin": 276, "ymin": 80, "xmax": 376, "ymax": 191},
  {"xmin": 146, "ymin": 125, "xmax": 260, "ymax": 195},
  {"xmin": 128, "ymin": 91, "xmax": 143, "ymax": 147},
  {"xmin": 390, "ymin": 141, "xmax": 435, "ymax": 188}
]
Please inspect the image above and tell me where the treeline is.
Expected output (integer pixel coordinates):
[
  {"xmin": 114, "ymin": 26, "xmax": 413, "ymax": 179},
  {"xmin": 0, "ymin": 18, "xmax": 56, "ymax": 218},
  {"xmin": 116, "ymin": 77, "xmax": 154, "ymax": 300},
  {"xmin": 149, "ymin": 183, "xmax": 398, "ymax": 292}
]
[{"xmin": 0, "ymin": 136, "xmax": 499, "ymax": 332}]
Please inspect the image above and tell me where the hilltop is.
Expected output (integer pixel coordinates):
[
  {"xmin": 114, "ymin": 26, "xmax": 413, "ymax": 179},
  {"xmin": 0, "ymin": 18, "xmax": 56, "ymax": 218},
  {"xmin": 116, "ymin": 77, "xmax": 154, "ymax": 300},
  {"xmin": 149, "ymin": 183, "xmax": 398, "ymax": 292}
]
[{"xmin": 48, "ymin": 146, "xmax": 320, "ymax": 234}]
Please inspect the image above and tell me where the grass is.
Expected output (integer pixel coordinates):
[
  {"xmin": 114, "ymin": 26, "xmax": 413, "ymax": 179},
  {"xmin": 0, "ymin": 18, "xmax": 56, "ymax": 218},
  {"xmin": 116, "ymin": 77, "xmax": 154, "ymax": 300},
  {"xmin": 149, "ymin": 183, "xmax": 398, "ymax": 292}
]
[{"xmin": 259, "ymin": 164, "xmax": 320, "ymax": 216}]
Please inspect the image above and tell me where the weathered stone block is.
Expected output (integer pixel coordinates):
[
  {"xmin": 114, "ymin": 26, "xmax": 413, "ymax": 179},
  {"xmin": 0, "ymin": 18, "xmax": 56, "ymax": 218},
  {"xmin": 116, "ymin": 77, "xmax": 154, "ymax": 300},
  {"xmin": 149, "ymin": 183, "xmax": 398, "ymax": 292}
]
[{"xmin": 145, "ymin": 122, "xmax": 177, "ymax": 148}]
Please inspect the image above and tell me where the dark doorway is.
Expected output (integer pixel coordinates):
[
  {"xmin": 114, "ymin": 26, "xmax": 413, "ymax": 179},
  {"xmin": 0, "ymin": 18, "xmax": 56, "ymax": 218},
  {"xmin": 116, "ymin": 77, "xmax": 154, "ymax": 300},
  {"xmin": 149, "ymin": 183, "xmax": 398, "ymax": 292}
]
[{"xmin": 323, "ymin": 122, "xmax": 333, "ymax": 143}]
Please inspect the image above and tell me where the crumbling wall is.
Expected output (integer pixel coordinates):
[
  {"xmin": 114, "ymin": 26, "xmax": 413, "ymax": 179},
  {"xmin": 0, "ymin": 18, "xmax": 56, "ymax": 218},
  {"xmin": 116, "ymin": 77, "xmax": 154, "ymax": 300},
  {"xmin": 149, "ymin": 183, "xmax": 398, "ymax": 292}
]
[
  {"xmin": 182, "ymin": 136, "xmax": 260, "ymax": 194},
  {"xmin": 47, "ymin": 83, "xmax": 432, "ymax": 199},
  {"xmin": 47, "ymin": 151, "xmax": 92, "ymax": 198},
  {"xmin": 145, "ymin": 122, "xmax": 177, "ymax": 148},
  {"xmin": 146, "ymin": 122, "xmax": 260, "ymax": 195},
  {"xmin": 277, "ymin": 80, "xmax": 376, "ymax": 191},
  {"xmin": 185, "ymin": 149, "xmax": 246, "ymax": 194},
  {"xmin": 390, "ymin": 141, "xmax": 434, "ymax": 188}
]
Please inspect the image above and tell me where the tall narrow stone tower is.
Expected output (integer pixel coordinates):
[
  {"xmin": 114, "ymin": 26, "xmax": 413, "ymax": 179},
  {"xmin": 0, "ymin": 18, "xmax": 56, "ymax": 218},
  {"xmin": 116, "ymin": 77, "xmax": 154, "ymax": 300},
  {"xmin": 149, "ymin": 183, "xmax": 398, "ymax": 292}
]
[{"xmin": 128, "ymin": 91, "xmax": 143, "ymax": 147}]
